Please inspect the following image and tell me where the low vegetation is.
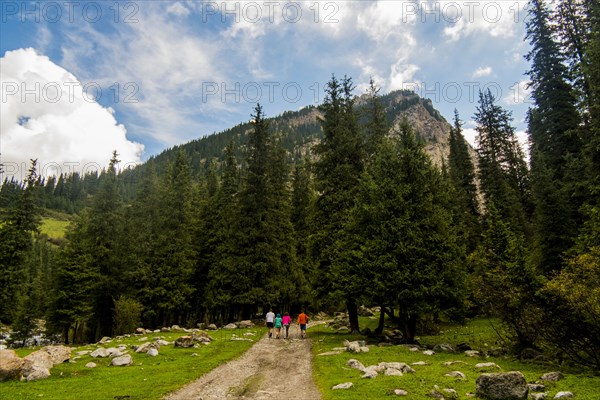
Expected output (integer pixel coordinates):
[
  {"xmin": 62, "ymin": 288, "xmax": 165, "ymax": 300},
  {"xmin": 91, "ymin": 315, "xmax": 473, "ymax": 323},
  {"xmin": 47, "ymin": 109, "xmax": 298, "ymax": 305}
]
[
  {"xmin": 311, "ymin": 317, "xmax": 600, "ymax": 399},
  {"xmin": 1, "ymin": 329, "xmax": 261, "ymax": 400}
]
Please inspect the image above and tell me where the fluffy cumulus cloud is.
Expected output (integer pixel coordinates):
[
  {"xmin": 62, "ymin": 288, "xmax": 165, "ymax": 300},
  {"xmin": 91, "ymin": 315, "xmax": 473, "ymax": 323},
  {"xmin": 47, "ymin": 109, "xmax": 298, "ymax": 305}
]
[{"xmin": 0, "ymin": 48, "xmax": 143, "ymax": 180}]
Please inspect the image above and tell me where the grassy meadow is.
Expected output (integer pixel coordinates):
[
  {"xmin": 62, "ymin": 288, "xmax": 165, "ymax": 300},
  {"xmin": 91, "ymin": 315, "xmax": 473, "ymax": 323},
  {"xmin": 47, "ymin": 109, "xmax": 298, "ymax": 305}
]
[
  {"xmin": 311, "ymin": 317, "xmax": 600, "ymax": 399},
  {"xmin": 1, "ymin": 328, "xmax": 262, "ymax": 400}
]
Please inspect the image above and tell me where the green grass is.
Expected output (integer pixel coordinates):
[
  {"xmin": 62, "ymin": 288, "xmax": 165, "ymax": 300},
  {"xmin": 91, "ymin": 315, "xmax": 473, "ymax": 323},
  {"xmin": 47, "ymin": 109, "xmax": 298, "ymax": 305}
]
[
  {"xmin": 311, "ymin": 317, "xmax": 600, "ymax": 399},
  {"xmin": 2, "ymin": 328, "xmax": 262, "ymax": 400},
  {"xmin": 39, "ymin": 217, "xmax": 71, "ymax": 239}
]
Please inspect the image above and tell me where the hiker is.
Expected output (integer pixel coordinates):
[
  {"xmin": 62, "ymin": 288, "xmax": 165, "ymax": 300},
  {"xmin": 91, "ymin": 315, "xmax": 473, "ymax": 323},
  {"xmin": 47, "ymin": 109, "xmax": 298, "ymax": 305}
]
[
  {"xmin": 282, "ymin": 312, "xmax": 291, "ymax": 339},
  {"xmin": 297, "ymin": 310, "xmax": 309, "ymax": 339},
  {"xmin": 274, "ymin": 313, "xmax": 283, "ymax": 339},
  {"xmin": 266, "ymin": 309, "xmax": 275, "ymax": 338}
]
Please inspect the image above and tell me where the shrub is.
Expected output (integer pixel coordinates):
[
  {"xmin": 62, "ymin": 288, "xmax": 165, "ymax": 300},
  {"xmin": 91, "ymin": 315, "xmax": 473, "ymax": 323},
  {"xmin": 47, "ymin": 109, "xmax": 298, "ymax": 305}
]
[{"xmin": 113, "ymin": 296, "xmax": 143, "ymax": 335}]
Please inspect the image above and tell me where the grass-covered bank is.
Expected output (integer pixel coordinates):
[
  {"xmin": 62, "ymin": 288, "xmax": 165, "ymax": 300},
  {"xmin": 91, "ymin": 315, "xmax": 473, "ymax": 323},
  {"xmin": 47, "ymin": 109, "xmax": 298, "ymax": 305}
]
[
  {"xmin": 1, "ymin": 328, "xmax": 263, "ymax": 400},
  {"xmin": 311, "ymin": 317, "xmax": 600, "ymax": 399}
]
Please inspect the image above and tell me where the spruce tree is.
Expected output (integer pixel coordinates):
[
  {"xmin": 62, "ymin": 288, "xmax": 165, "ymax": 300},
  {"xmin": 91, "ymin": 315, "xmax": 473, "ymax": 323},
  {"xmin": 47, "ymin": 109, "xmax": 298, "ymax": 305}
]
[
  {"xmin": 312, "ymin": 75, "xmax": 364, "ymax": 332},
  {"xmin": 474, "ymin": 90, "xmax": 531, "ymax": 235},
  {"xmin": 448, "ymin": 110, "xmax": 480, "ymax": 252}
]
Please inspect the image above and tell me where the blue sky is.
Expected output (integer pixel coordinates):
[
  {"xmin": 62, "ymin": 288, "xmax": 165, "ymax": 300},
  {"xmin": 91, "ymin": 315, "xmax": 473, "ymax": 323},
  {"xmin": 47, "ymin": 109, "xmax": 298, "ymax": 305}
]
[{"xmin": 1, "ymin": 0, "xmax": 533, "ymax": 179}]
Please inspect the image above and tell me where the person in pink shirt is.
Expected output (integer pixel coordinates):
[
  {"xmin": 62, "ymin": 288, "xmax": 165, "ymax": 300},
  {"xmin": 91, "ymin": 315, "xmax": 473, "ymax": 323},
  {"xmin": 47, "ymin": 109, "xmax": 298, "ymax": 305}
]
[{"xmin": 282, "ymin": 312, "xmax": 291, "ymax": 339}]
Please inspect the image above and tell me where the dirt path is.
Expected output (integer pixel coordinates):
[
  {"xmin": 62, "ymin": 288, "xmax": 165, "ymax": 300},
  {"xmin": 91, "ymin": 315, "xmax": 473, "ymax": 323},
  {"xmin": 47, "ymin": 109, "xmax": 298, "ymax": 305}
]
[{"xmin": 164, "ymin": 324, "xmax": 322, "ymax": 400}]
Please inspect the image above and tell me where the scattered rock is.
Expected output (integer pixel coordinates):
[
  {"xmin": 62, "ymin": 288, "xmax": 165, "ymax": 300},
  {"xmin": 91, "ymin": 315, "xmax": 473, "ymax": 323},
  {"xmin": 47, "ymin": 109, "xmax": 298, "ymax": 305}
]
[
  {"xmin": 528, "ymin": 383, "xmax": 546, "ymax": 392},
  {"xmin": 412, "ymin": 361, "xmax": 428, "ymax": 366},
  {"xmin": 111, "ymin": 354, "xmax": 133, "ymax": 366},
  {"xmin": 42, "ymin": 345, "xmax": 71, "ymax": 364},
  {"xmin": 26, "ymin": 367, "xmax": 50, "ymax": 381},
  {"xmin": 346, "ymin": 359, "xmax": 366, "ymax": 372},
  {"xmin": 540, "ymin": 371, "xmax": 564, "ymax": 382},
  {"xmin": 554, "ymin": 392, "xmax": 573, "ymax": 399},
  {"xmin": 361, "ymin": 369, "xmax": 378, "ymax": 379},
  {"xmin": 22, "ymin": 350, "xmax": 54, "ymax": 378},
  {"xmin": 76, "ymin": 350, "xmax": 90, "ymax": 356},
  {"xmin": 223, "ymin": 323, "xmax": 238, "ymax": 330},
  {"xmin": 207, "ymin": 324, "xmax": 218, "ymax": 330},
  {"xmin": 85, "ymin": 362, "xmax": 97, "ymax": 368},
  {"xmin": 238, "ymin": 320, "xmax": 253, "ymax": 328},
  {"xmin": 135, "ymin": 328, "xmax": 145, "ymax": 334},
  {"xmin": 394, "ymin": 389, "xmax": 409, "ymax": 396},
  {"xmin": 171, "ymin": 325, "xmax": 184, "ymax": 331},
  {"xmin": 98, "ymin": 336, "xmax": 112, "ymax": 344},
  {"xmin": 161, "ymin": 327, "xmax": 171, "ymax": 332},
  {"xmin": 90, "ymin": 348, "xmax": 109, "ymax": 358},
  {"xmin": 191, "ymin": 353, "xmax": 199, "ymax": 357},
  {"xmin": 531, "ymin": 394, "xmax": 547, "ymax": 400},
  {"xmin": 359, "ymin": 346, "xmax": 370, "ymax": 353},
  {"xmin": 147, "ymin": 348, "xmax": 159, "ymax": 357},
  {"xmin": 423, "ymin": 350, "xmax": 435, "ymax": 356},
  {"xmin": 138, "ymin": 337, "xmax": 149, "ymax": 342},
  {"xmin": 520, "ymin": 348, "xmax": 542, "ymax": 360},
  {"xmin": 358, "ymin": 305, "xmax": 375, "ymax": 316},
  {"xmin": 156, "ymin": 340, "xmax": 170, "ymax": 346},
  {"xmin": 337, "ymin": 327, "xmax": 350, "ymax": 333},
  {"xmin": 174, "ymin": 336, "xmax": 195, "ymax": 348},
  {"xmin": 465, "ymin": 350, "xmax": 480, "ymax": 357},
  {"xmin": 379, "ymin": 362, "xmax": 415, "ymax": 374},
  {"xmin": 476, "ymin": 371, "xmax": 528, "ymax": 400},
  {"xmin": 385, "ymin": 368, "xmax": 404, "ymax": 376},
  {"xmin": 153, "ymin": 329, "xmax": 160, "ymax": 333},
  {"xmin": 443, "ymin": 360, "xmax": 466, "ymax": 366},
  {"xmin": 136, "ymin": 342, "xmax": 160, "ymax": 353},
  {"xmin": 428, "ymin": 386, "xmax": 445, "ymax": 399},
  {"xmin": 106, "ymin": 348, "xmax": 124, "ymax": 358},
  {"xmin": 433, "ymin": 343, "xmax": 455, "ymax": 353},
  {"xmin": 445, "ymin": 370, "xmax": 467, "ymax": 380},
  {"xmin": 0, "ymin": 350, "xmax": 24, "ymax": 381},
  {"xmin": 332, "ymin": 382, "xmax": 353, "ymax": 390},
  {"xmin": 475, "ymin": 362, "xmax": 501, "ymax": 371}
]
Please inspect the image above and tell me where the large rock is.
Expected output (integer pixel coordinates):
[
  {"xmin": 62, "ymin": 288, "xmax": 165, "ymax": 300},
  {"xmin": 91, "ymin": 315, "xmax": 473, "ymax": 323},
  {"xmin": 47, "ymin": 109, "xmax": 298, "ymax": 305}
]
[
  {"xmin": 239, "ymin": 320, "xmax": 253, "ymax": 328},
  {"xmin": 111, "ymin": 354, "xmax": 133, "ymax": 366},
  {"xmin": 476, "ymin": 371, "xmax": 528, "ymax": 400},
  {"xmin": 346, "ymin": 359, "xmax": 366, "ymax": 372},
  {"xmin": 475, "ymin": 362, "xmax": 501, "ymax": 371},
  {"xmin": 26, "ymin": 367, "xmax": 50, "ymax": 381},
  {"xmin": 0, "ymin": 349, "xmax": 24, "ymax": 381},
  {"xmin": 136, "ymin": 342, "xmax": 160, "ymax": 353},
  {"xmin": 174, "ymin": 336, "xmax": 195, "ymax": 348},
  {"xmin": 90, "ymin": 348, "xmax": 109, "ymax": 358},
  {"xmin": 554, "ymin": 392, "xmax": 573, "ymax": 399},
  {"xmin": 207, "ymin": 324, "xmax": 218, "ymax": 330},
  {"xmin": 147, "ymin": 348, "xmax": 159, "ymax": 357},
  {"xmin": 223, "ymin": 323, "xmax": 238, "ymax": 330},
  {"xmin": 22, "ymin": 350, "xmax": 54, "ymax": 378},
  {"xmin": 445, "ymin": 371, "xmax": 467, "ymax": 380},
  {"xmin": 42, "ymin": 345, "xmax": 71, "ymax": 364}
]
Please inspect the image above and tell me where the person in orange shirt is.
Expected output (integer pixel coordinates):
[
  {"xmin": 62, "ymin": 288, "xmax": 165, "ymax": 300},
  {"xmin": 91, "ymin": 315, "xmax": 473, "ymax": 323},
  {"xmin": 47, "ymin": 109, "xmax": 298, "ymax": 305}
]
[{"xmin": 297, "ymin": 310, "xmax": 309, "ymax": 339}]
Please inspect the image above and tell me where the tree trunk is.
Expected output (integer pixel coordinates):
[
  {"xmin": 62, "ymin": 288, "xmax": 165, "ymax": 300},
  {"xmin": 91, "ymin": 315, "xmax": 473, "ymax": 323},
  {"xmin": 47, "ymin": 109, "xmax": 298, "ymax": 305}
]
[
  {"xmin": 347, "ymin": 298, "xmax": 360, "ymax": 333},
  {"xmin": 375, "ymin": 306, "xmax": 386, "ymax": 335},
  {"xmin": 399, "ymin": 313, "xmax": 418, "ymax": 343},
  {"xmin": 63, "ymin": 324, "xmax": 70, "ymax": 345}
]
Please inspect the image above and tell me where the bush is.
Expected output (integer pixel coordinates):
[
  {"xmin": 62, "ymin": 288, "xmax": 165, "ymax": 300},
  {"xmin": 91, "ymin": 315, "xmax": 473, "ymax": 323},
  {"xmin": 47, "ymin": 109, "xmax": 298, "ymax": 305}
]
[
  {"xmin": 538, "ymin": 247, "xmax": 600, "ymax": 369},
  {"xmin": 113, "ymin": 297, "xmax": 143, "ymax": 335}
]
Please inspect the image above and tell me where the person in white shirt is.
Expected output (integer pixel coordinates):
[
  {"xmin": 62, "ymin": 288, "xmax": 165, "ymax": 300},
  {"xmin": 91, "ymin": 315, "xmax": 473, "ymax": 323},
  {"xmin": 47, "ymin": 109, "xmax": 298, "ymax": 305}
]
[{"xmin": 265, "ymin": 309, "xmax": 275, "ymax": 338}]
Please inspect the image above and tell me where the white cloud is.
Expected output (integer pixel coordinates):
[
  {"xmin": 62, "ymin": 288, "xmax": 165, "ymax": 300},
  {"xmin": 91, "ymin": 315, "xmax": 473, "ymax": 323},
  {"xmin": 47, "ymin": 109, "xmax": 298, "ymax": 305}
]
[
  {"xmin": 443, "ymin": 1, "xmax": 528, "ymax": 41},
  {"xmin": 59, "ymin": 4, "xmax": 227, "ymax": 146},
  {"xmin": 0, "ymin": 48, "xmax": 143, "ymax": 180},
  {"xmin": 462, "ymin": 127, "xmax": 478, "ymax": 147},
  {"xmin": 389, "ymin": 60, "xmax": 420, "ymax": 91},
  {"xmin": 504, "ymin": 79, "xmax": 533, "ymax": 105},
  {"xmin": 473, "ymin": 66, "xmax": 493, "ymax": 78}
]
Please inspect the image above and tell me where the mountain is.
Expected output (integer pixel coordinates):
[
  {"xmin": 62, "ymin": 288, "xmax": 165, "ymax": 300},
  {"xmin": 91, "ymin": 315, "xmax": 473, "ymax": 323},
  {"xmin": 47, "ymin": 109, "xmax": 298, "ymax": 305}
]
[{"xmin": 138, "ymin": 90, "xmax": 454, "ymax": 179}]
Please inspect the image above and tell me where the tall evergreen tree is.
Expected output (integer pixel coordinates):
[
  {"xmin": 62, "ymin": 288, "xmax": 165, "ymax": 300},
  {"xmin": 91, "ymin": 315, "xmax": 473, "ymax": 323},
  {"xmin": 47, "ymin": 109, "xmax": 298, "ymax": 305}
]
[
  {"xmin": 526, "ymin": 0, "xmax": 584, "ymax": 272},
  {"xmin": 448, "ymin": 110, "xmax": 480, "ymax": 253},
  {"xmin": 347, "ymin": 121, "xmax": 465, "ymax": 342},
  {"xmin": 474, "ymin": 90, "xmax": 531, "ymax": 234},
  {"xmin": 312, "ymin": 75, "xmax": 364, "ymax": 332},
  {"xmin": 0, "ymin": 160, "xmax": 41, "ymax": 323}
]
